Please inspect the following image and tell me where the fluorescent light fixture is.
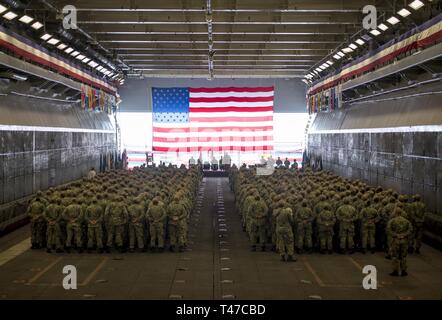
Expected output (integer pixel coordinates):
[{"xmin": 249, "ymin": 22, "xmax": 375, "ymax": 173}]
[
  {"xmin": 111, "ymin": 74, "xmax": 118, "ymax": 79},
  {"xmin": 333, "ymin": 54, "xmax": 341, "ymax": 60},
  {"xmin": 349, "ymin": 43, "xmax": 358, "ymax": 50},
  {"xmin": 88, "ymin": 61, "xmax": 98, "ymax": 68},
  {"xmin": 3, "ymin": 11, "xmax": 18, "ymax": 20},
  {"xmin": 76, "ymin": 54, "xmax": 85, "ymax": 60},
  {"xmin": 370, "ymin": 29, "xmax": 381, "ymax": 36},
  {"xmin": 64, "ymin": 47, "xmax": 74, "ymax": 54},
  {"xmin": 409, "ymin": 0, "xmax": 424, "ymax": 10},
  {"xmin": 342, "ymin": 47, "xmax": 353, "ymax": 53},
  {"xmin": 397, "ymin": 8, "xmax": 411, "ymax": 17},
  {"xmin": 31, "ymin": 21, "xmax": 43, "ymax": 30},
  {"xmin": 337, "ymin": 51, "xmax": 345, "ymax": 57},
  {"xmin": 96, "ymin": 66, "xmax": 104, "ymax": 71},
  {"xmin": 47, "ymin": 38, "xmax": 60, "ymax": 45},
  {"xmin": 355, "ymin": 39, "xmax": 365, "ymax": 46},
  {"xmin": 318, "ymin": 66, "xmax": 325, "ymax": 71},
  {"xmin": 315, "ymin": 67, "xmax": 322, "ymax": 72},
  {"xmin": 19, "ymin": 15, "xmax": 33, "ymax": 24},
  {"xmin": 0, "ymin": 5, "xmax": 7, "ymax": 14},
  {"xmin": 387, "ymin": 16, "xmax": 400, "ymax": 25},
  {"xmin": 378, "ymin": 23, "xmax": 389, "ymax": 31},
  {"xmin": 327, "ymin": 60, "xmax": 333, "ymax": 65},
  {"xmin": 71, "ymin": 51, "xmax": 80, "ymax": 57},
  {"xmin": 361, "ymin": 34, "xmax": 373, "ymax": 41},
  {"xmin": 12, "ymin": 73, "xmax": 28, "ymax": 81},
  {"xmin": 40, "ymin": 33, "xmax": 52, "ymax": 41},
  {"xmin": 57, "ymin": 43, "xmax": 67, "ymax": 50},
  {"xmin": 82, "ymin": 57, "xmax": 91, "ymax": 63}
]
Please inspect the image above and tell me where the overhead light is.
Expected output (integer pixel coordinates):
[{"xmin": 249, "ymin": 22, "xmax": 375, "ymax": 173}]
[
  {"xmin": 76, "ymin": 54, "xmax": 85, "ymax": 60},
  {"xmin": 47, "ymin": 38, "xmax": 60, "ymax": 45},
  {"xmin": 349, "ymin": 43, "xmax": 358, "ymax": 50},
  {"xmin": 64, "ymin": 47, "xmax": 74, "ymax": 54},
  {"xmin": 355, "ymin": 39, "xmax": 365, "ymax": 45},
  {"xmin": 378, "ymin": 23, "xmax": 389, "ymax": 31},
  {"xmin": 315, "ymin": 67, "xmax": 322, "ymax": 72},
  {"xmin": 333, "ymin": 54, "xmax": 341, "ymax": 60},
  {"xmin": 342, "ymin": 47, "xmax": 354, "ymax": 53},
  {"xmin": 327, "ymin": 60, "xmax": 333, "ymax": 65},
  {"xmin": 12, "ymin": 73, "xmax": 28, "ymax": 81},
  {"xmin": 57, "ymin": 43, "xmax": 67, "ymax": 50},
  {"xmin": 397, "ymin": 8, "xmax": 411, "ymax": 17},
  {"xmin": 0, "ymin": 5, "xmax": 7, "ymax": 14},
  {"xmin": 40, "ymin": 33, "xmax": 52, "ymax": 41},
  {"xmin": 71, "ymin": 51, "xmax": 80, "ymax": 57},
  {"xmin": 387, "ymin": 16, "xmax": 400, "ymax": 25},
  {"xmin": 361, "ymin": 34, "xmax": 373, "ymax": 41},
  {"xmin": 88, "ymin": 61, "xmax": 98, "ymax": 68},
  {"xmin": 19, "ymin": 15, "xmax": 33, "ymax": 24},
  {"xmin": 3, "ymin": 11, "xmax": 18, "ymax": 20},
  {"xmin": 409, "ymin": 0, "xmax": 424, "ymax": 10},
  {"xmin": 319, "ymin": 66, "xmax": 326, "ymax": 71},
  {"xmin": 337, "ymin": 51, "xmax": 345, "ymax": 57},
  {"xmin": 31, "ymin": 21, "xmax": 43, "ymax": 30},
  {"xmin": 96, "ymin": 66, "xmax": 104, "ymax": 71},
  {"xmin": 82, "ymin": 57, "xmax": 91, "ymax": 63},
  {"xmin": 370, "ymin": 29, "xmax": 381, "ymax": 36}
]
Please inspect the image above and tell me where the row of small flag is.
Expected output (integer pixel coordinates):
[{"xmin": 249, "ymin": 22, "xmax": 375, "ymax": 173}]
[
  {"xmin": 308, "ymin": 85, "xmax": 343, "ymax": 114},
  {"xmin": 80, "ymin": 84, "xmax": 117, "ymax": 114}
]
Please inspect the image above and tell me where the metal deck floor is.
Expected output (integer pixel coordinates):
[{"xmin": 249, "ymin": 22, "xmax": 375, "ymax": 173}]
[{"xmin": 0, "ymin": 178, "xmax": 441, "ymax": 300}]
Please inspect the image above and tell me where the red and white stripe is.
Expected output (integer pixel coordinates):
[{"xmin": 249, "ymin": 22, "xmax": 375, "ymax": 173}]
[{"xmin": 153, "ymin": 87, "xmax": 274, "ymax": 153}]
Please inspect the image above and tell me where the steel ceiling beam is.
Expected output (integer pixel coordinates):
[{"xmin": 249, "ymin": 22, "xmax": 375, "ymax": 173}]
[{"xmin": 83, "ymin": 24, "xmax": 359, "ymax": 34}]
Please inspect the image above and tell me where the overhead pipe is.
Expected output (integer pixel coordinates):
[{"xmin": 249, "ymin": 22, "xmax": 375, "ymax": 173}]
[
  {"xmin": 346, "ymin": 76, "xmax": 442, "ymax": 104},
  {"xmin": 349, "ymin": 91, "xmax": 442, "ymax": 105},
  {"xmin": 2, "ymin": 0, "xmax": 26, "ymax": 9}
]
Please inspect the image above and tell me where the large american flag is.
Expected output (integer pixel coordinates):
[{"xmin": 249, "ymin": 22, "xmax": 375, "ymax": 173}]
[{"xmin": 152, "ymin": 87, "xmax": 274, "ymax": 153}]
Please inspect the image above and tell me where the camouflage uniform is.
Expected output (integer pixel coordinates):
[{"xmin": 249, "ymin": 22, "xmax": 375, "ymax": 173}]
[
  {"xmin": 105, "ymin": 197, "xmax": 128, "ymax": 252},
  {"xmin": 360, "ymin": 200, "xmax": 379, "ymax": 253},
  {"xmin": 248, "ymin": 195, "xmax": 269, "ymax": 251},
  {"xmin": 316, "ymin": 204, "xmax": 336, "ymax": 253},
  {"xmin": 336, "ymin": 198, "xmax": 357, "ymax": 253},
  {"xmin": 43, "ymin": 198, "xmax": 63, "ymax": 252},
  {"xmin": 27, "ymin": 192, "xmax": 47, "ymax": 249},
  {"xmin": 295, "ymin": 200, "xmax": 314, "ymax": 253},
  {"xmin": 62, "ymin": 199, "xmax": 84, "ymax": 252},
  {"xmin": 128, "ymin": 198, "xmax": 146, "ymax": 252},
  {"xmin": 167, "ymin": 197, "xmax": 187, "ymax": 252},
  {"xmin": 85, "ymin": 197, "xmax": 104, "ymax": 252},
  {"xmin": 409, "ymin": 195, "xmax": 425, "ymax": 254},
  {"xmin": 387, "ymin": 208, "xmax": 413, "ymax": 276},
  {"xmin": 276, "ymin": 207, "xmax": 295, "ymax": 261},
  {"xmin": 147, "ymin": 199, "xmax": 166, "ymax": 251}
]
